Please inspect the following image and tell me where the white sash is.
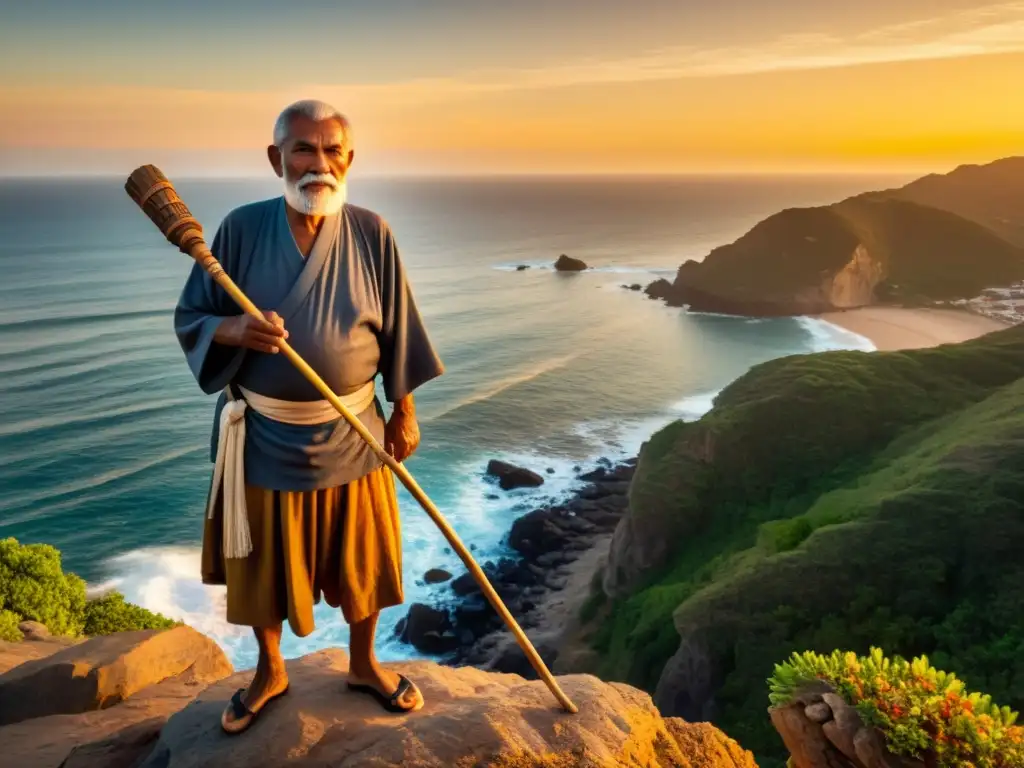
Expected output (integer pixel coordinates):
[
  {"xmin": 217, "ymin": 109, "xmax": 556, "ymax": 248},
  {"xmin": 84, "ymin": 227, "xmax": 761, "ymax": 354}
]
[{"xmin": 207, "ymin": 381, "xmax": 376, "ymax": 559}]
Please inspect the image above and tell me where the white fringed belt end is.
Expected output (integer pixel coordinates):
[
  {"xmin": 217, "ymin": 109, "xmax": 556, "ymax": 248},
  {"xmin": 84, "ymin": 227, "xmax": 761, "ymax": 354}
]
[{"xmin": 206, "ymin": 381, "xmax": 377, "ymax": 559}]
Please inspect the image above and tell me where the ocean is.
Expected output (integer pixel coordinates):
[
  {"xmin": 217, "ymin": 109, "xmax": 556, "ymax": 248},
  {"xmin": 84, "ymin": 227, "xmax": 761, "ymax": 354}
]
[{"xmin": 0, "ymin": 173, "xmax": 902, "ymax": 669}]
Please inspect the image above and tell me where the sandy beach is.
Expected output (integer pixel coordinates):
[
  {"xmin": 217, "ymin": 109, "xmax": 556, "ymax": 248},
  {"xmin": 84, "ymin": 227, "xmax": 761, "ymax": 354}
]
[{"xmin": 816, "ymin": 307, "xmax": 1012, "ymax": 351}]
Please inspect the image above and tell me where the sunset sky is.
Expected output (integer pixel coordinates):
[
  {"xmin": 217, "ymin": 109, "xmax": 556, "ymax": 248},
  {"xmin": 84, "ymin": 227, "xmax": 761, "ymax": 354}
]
[{"xmin": 1, "ymin": 0, "xmax": 1022, "ymax": 176}]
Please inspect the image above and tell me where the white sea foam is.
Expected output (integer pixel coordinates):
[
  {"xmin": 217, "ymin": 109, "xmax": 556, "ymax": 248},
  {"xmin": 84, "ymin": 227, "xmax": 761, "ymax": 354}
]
[{"xmin": 796, "ymin": 316, "xmax": 876, "ymax": 352}]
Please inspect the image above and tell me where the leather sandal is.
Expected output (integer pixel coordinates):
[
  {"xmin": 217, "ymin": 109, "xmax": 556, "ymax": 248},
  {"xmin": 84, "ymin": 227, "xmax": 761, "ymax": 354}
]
[
  {"xmin": 347, "ymin": 674, "xmax": 423, "ymax": 713},
  {"xmin": 220, "ymin": 685, "xmax": 290, "ymax": 734}
]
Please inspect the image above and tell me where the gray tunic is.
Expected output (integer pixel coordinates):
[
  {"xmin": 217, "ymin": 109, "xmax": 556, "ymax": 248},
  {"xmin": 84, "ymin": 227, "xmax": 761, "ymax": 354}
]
[{"xmin": 174, "ymin": 196, "xmax": 444, "ymax": 491}]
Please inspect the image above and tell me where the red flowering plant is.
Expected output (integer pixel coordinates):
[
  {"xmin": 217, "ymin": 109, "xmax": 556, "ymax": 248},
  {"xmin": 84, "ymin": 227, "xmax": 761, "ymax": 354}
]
[{"xmin": 768, "ymin": 647, "xmax": 1024, "ymax": 768}]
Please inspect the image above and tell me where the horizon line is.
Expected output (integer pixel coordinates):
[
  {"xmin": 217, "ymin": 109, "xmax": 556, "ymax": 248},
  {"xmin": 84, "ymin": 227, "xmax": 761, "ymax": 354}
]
[{"xmin": 0, "ymin": 167, "xmax": 943, "ymax": 182}]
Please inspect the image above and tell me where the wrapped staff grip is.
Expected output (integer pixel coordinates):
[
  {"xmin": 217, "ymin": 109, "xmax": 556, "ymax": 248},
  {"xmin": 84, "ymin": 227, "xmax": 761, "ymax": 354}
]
[{"xmin": 125, "ymin": 165, "xmax": 222, "ymax": 277}]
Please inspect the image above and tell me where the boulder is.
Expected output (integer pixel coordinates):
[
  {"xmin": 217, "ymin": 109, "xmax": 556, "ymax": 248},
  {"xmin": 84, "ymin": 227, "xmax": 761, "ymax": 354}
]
[
  {"xmin": 486, "ymin": 459, "xmax": 545, "ymax": 490},
  {"xmin": 0, "ymin": 626, "xmax": 232, "ymax": 726},
  {"xmin": 508, "ymin": 508, "xmax": 566, "ymax": 557},
  {"xmin": 554, "ymin": 254, "xmax": 588, "ymax": 271},
  {"xmin": 0, "ymin": 637, "xmax": 76, "ymax": 676},
  {"xmin": 18, "ymin": 621, "xmax": 50, "ymax": 641},
  {"xmin": 0, "ymin": 665, "xmax": 223, "ymax": 768},
  {"xmin": 516, "ymin": 264, "xmax": 529, "ymax": 271},
  {"xmin": 397, "ymin": 604, "xmax": 452, "ymax": 651},
  {"xmin": 451, "ymin": 572, "xmax": 481, "ymax": 597},
  {"xmin": 140, "ymin": 648, "xmax": 757, "ymax": 768},
  {"xmin": 423, "ymin": 568, "xmax": 453, "ymax": 585},
  {"xmin": 0, "ymin": 628, "xmax": 233, "ymax": 767}
]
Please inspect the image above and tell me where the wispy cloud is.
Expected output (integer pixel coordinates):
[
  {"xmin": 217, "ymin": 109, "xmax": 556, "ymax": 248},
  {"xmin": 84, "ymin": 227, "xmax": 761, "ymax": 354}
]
[{"xmin": 306, "ymin": 0, "xmax": 1024, "ymax": 104}]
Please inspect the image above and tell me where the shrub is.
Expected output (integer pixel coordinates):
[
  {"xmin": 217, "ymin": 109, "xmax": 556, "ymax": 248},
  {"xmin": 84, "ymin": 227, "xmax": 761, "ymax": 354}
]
[
  {"xmin": 0, "ymin": 537, "xmax": 86, "ymax": 636},
  {"xmin": 769, "ymin": 647, "xmax": 1024, "ymax": 768},
  {"xmin": 0, "ymin": 537, "xmax": 179, "ymax": 639},
  {"xmin": 0, "ymin": 609, "xmax": 22, "ymax": 642},
  {"xmin": 84, "ymin": 592, "xmax": 177, "ymax": 636}
]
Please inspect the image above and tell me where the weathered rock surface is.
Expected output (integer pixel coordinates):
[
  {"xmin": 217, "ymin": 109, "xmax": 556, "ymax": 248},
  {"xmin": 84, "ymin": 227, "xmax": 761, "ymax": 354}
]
[
  {"xmin": 0, "ymin": 627, "xmax": 762, "ymax": 767},
  {"xmin": 769, "ymin": 686, "xmax": 924, "ymax": 768},
  {"xmin": 555, "ymin": 254, "xmax": 588, "ymax": 271},
  {"xmin": 0, "ymin": 636, "xmax": 77, "ymax": 676},
  {"xmin": 0, "ymin": 627, "xmax": 233, "ymax": 767},
  {"xmin": 487, "ymin": 459, "xmax": 546, "ymax": 490},
  {"xmin": 0, "ymin": 625, "xmax": 232, "ymax": 726},
  {"xmin": 141, "ymin": 648, "xmax": 757, "ymax": 768}
]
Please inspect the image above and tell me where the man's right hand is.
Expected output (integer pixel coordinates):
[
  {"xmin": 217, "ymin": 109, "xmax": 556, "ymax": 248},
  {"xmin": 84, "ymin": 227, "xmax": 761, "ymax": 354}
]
[{"xmin": 213, "ymin": 311, "xmax": 289, "ymax": 353}]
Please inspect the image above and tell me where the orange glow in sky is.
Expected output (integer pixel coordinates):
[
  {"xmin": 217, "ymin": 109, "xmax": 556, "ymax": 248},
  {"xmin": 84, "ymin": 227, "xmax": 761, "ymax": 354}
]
[{"xmin": 1, "ymin": 1, "xmax": 1022, "ymax": 176}]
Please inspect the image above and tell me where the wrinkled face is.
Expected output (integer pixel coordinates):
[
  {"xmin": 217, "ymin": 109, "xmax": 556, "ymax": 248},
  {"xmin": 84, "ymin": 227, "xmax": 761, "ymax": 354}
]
[{"xmin": 270, "ymin": 114, "xmax": 354, "ymax": 216}]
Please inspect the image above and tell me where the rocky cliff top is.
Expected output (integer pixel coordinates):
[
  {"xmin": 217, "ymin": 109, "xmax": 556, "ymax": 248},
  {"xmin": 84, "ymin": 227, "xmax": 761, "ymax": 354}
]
[{"xmin": 0, "ymin": 627, "xmax": 757, "ymax": 768}]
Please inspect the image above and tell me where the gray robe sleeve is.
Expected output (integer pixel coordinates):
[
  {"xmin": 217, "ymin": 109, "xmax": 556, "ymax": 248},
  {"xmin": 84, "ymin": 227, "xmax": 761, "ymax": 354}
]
[
  {"xmin": 173, "ymin": 215, "xmax": 247, "ymax": 394},
  {"xmin": 377, "ymin": 224, "xmax": 444, "ymax": 402}
]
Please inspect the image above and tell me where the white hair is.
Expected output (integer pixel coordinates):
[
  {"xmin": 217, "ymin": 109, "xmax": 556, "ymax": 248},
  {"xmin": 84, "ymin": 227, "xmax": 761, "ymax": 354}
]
[{"xmin": 272, "ymin": 99, "xmax": 352, "ymax": 147}]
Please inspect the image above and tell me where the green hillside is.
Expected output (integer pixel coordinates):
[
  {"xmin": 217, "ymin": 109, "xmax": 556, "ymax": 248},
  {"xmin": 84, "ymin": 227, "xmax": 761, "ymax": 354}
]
[
  {"xmin": 582, "ymin": 325, "xmax": 1024, "ymax": 765},
  {"xmin": 883, "ymin": 156, "xmax": 1024, "ymax": 247}
]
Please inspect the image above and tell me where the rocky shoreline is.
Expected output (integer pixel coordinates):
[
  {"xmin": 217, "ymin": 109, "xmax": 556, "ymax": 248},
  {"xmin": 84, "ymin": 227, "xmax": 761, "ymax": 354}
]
[{"xmin": 393, "ymin": 456, "xmax": 636, "ymax": 675}]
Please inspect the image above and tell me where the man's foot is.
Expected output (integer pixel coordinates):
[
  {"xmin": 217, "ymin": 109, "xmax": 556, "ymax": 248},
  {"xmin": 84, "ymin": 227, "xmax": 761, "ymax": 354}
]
[
  {"xmin": 346, "ymin": 664, "xmax": 423, "ymax": 713},
  {"xmin": 221, "ymin": 663, "xmax": 291, "ymax": 734}
]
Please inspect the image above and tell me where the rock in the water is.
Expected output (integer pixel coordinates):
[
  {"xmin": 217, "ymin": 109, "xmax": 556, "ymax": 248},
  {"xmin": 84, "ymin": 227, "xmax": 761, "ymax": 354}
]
[
  {"xmin": 629, "ymin": 283, "xmax": 642, "ymax": 291},
  {"xmin": 485, "ymin": 459, "xmax": 545, "ymax": 490},
  {"xmin": 546, "ymin": 467, "xmax": 555, "ymax": 474},
  {"xmin": 554, "ymin": 253, "xmax": 588, "ymax": 271},
  {"xmin": 140, "ymin": 648, "xmax": 756, "ymax": 768},
  {"xmin": 644, "ymin": 278, "xmax": 677, "ymax": 301},
  {"xmin": 18, "ymin": 621, "xmax": 49, "ymax": 641},
  {"xmin": 508, "ymin": 508, "xmax": 565, "ymax": 557},
  {"xmin": 423, "ymin": 568, "xmax": 453, "ymax": 585},
  {"xmin": 450, "ymin": 572, "xmax": 481, "ymax": 597},
  {"xmin": 516, "ymin": 264, "xmax": 529, "ymax": 271},
  {"xmin": 0, "ymin": 626, "xmax": 232, "ymax": 727},
  {"xmin": 397, "ymin": 604, "xmax": 451, "ymax": 651}
]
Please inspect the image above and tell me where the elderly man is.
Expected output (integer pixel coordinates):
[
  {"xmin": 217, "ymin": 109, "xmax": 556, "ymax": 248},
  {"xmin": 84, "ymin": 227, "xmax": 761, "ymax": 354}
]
[{"xmin": 174, "ymin": 99, "xmax": 444, "ymax": 734}]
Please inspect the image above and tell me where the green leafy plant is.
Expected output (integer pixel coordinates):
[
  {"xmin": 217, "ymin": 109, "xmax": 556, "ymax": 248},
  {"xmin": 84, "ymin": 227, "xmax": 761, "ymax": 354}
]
[
  {"xmin": 769, "ymin": 647, "xmax": 1024, "ymax": 768},
  {"xmin": 0, "ymin": 609, "xmax": 22, "ymax": 643},
  {"xmin": 0, "ymin": 537, "xmax": 86, "ymax": 636},
  {"xmin": 0, "ymin": 537, "xmax": 179, "ymax": 640},
  {"xmin": 84, "ymin": 592, "xmax": 177, "ymax": 636}
]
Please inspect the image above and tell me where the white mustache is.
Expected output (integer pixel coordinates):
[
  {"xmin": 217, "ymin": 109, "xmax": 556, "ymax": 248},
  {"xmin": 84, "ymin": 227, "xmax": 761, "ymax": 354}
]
[{"xmin": 296, "ymin": 173, "xmax": 337, "ymax": 190}]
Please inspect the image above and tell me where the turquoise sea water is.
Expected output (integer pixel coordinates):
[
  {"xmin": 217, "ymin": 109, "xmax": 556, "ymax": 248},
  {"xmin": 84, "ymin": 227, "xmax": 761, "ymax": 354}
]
[{"xmin": 0, "ymin": 173, "xmax": 902, "ymax": 668}]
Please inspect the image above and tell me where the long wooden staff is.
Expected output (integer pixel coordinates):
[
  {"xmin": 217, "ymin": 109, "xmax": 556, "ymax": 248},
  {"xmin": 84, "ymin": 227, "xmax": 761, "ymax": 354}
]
[{"xmin": 125, "ymin": 165, "xmax": 577, "ymax": 714}]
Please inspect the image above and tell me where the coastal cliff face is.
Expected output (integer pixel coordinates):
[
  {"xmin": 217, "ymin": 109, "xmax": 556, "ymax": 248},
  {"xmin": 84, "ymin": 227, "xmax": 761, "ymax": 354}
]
[
  {"xmin": 602, "ymin": 422, "xmax": 714, "ymax": 598},
  {"xmin": 644, "ymin": 159, "xmax": 1024, "ymax": 316},
  {"xmin": 585, "ymin": 325, "xmax": 1024, "ymax": 762},
  {"xmin": 817, "ymin": 244, "xmax": 883, "ymax": 309}
]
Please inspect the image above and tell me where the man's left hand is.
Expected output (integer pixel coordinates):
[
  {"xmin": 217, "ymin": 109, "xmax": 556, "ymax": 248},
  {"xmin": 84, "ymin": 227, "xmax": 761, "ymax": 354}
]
[{"xmin": 384, "ymin": 409, "xmax": 420, "ymax": 463}]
